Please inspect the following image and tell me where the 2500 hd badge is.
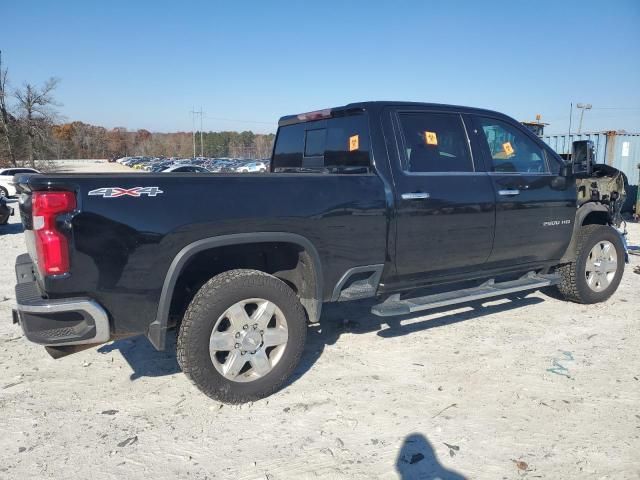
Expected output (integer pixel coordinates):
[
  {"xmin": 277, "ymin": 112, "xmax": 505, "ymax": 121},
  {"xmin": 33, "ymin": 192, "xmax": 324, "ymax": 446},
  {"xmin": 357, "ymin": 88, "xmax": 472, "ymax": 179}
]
[{"xmin": 543, "ymin": 219, "xmax": 572, "ymax": 226}]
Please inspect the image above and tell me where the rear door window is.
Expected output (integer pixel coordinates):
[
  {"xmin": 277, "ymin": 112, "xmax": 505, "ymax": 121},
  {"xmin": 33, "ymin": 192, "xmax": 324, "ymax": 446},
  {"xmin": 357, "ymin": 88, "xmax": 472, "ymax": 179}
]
[
  {"xmin": 474, "ymin": 116, "xmax": 548, "ymax": 174},
  {"xmin": 397, "ymin": 112, "xmax": 473, "ymax": 173}
]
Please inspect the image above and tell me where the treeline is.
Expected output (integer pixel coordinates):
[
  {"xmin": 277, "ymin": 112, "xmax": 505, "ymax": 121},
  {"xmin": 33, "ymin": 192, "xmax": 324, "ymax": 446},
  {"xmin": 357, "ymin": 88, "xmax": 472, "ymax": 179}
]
[
  {"xmin": 0, "ymin": 56, "xmax": 274, "ymax": 168},
  {"xmin": 50, "ymin": 123, "xmax": 276, "ymax": 160}
]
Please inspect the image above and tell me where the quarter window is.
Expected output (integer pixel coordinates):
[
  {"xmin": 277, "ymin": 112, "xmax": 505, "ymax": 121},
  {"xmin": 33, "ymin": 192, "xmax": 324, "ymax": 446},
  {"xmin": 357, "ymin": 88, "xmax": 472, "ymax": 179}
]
[
  {"xmin": 398, "ymin": 112, "xmax": 473, "ymax": 173},
  {"xmin": 475, "ymin": 117, "xmax": 548, "ymax": 173}
]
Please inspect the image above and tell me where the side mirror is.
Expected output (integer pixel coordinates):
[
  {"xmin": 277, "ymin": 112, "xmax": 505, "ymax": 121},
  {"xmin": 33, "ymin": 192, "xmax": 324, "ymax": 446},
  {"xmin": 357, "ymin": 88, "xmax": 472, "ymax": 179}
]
[{"xmin": 571, "ymin": 140, "xmax": 594, "ymax": 176}]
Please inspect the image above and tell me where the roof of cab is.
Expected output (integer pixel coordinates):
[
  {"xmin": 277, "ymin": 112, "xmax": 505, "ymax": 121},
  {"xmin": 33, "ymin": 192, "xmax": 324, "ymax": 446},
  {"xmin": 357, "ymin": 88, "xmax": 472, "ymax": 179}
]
[{"xmin": 277, "ymin": 101, "xmax": 512, "ymax": 127}]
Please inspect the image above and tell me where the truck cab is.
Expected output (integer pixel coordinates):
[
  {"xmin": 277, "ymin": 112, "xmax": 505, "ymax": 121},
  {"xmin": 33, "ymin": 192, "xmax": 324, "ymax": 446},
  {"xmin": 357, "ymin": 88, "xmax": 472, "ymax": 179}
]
[{"xmin": 273, "ymin": 102, "xmax": 580, "ymax": 293}]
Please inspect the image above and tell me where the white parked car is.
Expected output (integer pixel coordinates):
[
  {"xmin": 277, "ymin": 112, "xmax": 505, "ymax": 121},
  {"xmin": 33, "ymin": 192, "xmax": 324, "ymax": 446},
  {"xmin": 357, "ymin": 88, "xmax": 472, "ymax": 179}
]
[
  {"xmin": 237, "ymin": 161, "xmax": 267, "ymax": 173},
  {"xmin": 161, "ymin": 164, "xmax": 210, "ymax": 173},
  {"xmin": 0, "ymin": 167, "xmax": 40, "ymax": 197}
]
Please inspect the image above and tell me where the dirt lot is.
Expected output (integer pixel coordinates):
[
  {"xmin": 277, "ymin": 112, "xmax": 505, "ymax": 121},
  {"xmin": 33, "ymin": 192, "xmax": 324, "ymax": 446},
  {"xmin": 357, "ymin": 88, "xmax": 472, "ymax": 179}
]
[{"xmin": 1, "ymin": 161, "xmax": 639, "ymax": 479}]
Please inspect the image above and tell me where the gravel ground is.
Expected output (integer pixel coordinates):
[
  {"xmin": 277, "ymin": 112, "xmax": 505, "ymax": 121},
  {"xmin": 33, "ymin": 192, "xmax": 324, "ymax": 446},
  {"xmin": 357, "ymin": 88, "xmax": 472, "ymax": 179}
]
[{"xmin": 1, "ymin": 161, "xmax": 639, "ymax": 479}]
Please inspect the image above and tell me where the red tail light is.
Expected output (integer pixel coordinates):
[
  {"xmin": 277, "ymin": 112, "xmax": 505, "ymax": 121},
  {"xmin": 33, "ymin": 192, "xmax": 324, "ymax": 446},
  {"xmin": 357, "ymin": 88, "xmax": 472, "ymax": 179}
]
[{"xmin": 32, "ymin": 191, "xmax": 76, "ymax": 276}]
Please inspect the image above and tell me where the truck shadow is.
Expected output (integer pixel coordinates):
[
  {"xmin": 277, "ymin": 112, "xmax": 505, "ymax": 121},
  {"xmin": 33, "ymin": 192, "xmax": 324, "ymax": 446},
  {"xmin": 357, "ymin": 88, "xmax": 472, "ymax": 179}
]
[
  {"xmin": 287, "ymin": 294, "xmax": 544, "ymax": 387},
  {"xmin": 99, "ymin": 293, "xmax": 543, "ymax": 384},
  {"xmin": 97, "ymin": 333, "xmax": 180, "ymax": 380}
]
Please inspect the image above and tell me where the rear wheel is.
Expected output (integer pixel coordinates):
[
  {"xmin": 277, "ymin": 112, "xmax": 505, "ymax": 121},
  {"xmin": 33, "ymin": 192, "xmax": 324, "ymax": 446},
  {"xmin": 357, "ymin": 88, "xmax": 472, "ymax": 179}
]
[
  {"xmin": 554, "ymin": 224, "xmax": 625, "ymax": 304},
  {"xmin": 177, "ymin": 269, "xmax": 307, "ymax": 403},
  {"xmin": 0, "ymin": 186, "xmax": 8, "ymax": 197}
]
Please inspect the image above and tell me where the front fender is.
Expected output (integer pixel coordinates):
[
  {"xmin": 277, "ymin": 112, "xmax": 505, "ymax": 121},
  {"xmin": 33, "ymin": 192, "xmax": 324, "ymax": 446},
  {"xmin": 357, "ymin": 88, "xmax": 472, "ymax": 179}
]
[{"xmin": 559, "ymin": 202, "xmax": 611, "ymax": 263}]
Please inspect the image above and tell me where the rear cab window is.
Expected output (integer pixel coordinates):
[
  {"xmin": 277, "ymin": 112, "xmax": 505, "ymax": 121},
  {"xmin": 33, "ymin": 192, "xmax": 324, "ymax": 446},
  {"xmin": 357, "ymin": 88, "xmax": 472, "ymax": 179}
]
[{"xmin": 272, "ymin": 113, "xmax": 371, "ymax": 173}]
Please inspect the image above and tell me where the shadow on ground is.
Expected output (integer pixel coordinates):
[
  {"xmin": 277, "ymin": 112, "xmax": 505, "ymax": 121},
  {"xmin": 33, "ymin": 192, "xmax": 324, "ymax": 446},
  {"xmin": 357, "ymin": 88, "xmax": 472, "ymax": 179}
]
[
  {"xmin": 287, "ymin": 294, "xmax": 543, "ymax": 387},
  {"xmin": 396, "ymin": 433, "xmax": 466, "ymax": 479},
  {"xmin": 97, "ymin": 332, "xmax": 180, "ymax": 380},
  {"xmin": 99, "ymin": 293, "xmax": 544, "ymax": 384}
]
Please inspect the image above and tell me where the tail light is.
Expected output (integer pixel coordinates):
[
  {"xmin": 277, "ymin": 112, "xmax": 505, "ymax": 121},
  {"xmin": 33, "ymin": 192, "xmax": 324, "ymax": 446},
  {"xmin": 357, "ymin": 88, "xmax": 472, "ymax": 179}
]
[{"xmin": 32, "ymin": 191, "xmax": 76, "ymax": 276}]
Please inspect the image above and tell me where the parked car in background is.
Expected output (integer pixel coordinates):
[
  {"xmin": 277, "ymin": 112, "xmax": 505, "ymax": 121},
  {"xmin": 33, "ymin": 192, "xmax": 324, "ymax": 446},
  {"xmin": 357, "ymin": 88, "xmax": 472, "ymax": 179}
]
[
  {"xmin": 161, "ymin": 164, "xmax": 210, "ymax": 173},
  {"xmin": 0, "ymin": 168, "xmax": 40, "ymax": 197},
  {"xmin": 237, "ymin": 161, "xmax": 268, "ymax": 173},
  {"xmin": 0, "ymin": 195, "xmax": 13, "ymax": 225}
]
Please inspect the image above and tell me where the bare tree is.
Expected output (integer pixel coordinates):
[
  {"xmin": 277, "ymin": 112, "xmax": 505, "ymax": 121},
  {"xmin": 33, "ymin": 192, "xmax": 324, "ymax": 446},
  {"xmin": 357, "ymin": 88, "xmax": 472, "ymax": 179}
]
[
  {"xmin": 0, "ymin": 51, "xmax": 16, "ymax": 166},
  {"xmin": 13, "ymin": 77, "xmax": 60, "ymax": 166}
]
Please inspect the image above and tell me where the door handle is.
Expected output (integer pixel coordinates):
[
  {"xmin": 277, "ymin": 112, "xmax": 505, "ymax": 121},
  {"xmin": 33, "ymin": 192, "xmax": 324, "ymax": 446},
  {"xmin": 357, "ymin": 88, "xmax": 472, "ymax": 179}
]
[
  {"xmin": 498, "ymin": 189, "xmax": 520, "ymax": 196},
  {"xmin": 401, "ymin": 192, "xmax": 430, "ymax": 200}
]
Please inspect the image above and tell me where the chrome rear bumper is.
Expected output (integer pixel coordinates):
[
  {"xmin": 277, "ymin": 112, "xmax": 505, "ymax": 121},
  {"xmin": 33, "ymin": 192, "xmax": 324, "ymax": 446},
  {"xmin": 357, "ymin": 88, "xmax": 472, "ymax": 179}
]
[{"xmin": 14, "ymin": 254, "xmax": 111, "ymax": 346}]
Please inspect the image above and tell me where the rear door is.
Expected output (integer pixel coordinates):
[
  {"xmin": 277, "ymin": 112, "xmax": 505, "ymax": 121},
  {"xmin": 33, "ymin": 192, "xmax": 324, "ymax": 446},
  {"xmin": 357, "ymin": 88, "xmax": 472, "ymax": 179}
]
[
  {"xmin": 387, "ymin": 108, "xmax": 496, "ymax": 281},
  {"xmin": 470, "ymin": 115, "xmax": 575, "ymax": 267}
]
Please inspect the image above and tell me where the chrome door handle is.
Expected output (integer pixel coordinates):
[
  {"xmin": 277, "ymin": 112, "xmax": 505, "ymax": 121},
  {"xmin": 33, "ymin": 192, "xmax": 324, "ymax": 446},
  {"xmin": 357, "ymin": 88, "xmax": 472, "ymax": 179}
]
[
  {"xmin": 401, "ymin": 192, "xmax": 430, "ymax": 200},
  {"xmin": 498, "ymin": 189, "xmax": 520, "ymax": 196}
]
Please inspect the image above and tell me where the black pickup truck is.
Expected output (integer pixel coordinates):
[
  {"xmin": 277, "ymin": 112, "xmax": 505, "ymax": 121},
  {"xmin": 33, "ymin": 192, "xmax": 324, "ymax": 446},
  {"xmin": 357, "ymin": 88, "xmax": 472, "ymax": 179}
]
[{"xmin": 12, "ymin": 102, "xmax": 628, "ymax": 403}]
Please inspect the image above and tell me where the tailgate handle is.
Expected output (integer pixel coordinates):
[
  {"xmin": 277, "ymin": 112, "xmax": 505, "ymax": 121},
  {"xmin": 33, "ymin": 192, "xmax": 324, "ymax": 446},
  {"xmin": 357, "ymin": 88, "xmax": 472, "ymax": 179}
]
[
  {"xmin": 498, "ymin": 189, "xmax": 520, "ymax": 196},
  {"xmin": 401, "ymin": 192, "xmax": 430, "ymax": 200}
]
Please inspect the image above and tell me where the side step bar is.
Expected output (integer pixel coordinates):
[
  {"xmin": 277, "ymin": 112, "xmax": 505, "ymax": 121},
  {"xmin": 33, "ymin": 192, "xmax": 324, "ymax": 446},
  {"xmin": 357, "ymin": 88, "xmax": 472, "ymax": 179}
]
[{"xmin": 371, "ymin": 272, "xmax": 560, "ymax": 317}]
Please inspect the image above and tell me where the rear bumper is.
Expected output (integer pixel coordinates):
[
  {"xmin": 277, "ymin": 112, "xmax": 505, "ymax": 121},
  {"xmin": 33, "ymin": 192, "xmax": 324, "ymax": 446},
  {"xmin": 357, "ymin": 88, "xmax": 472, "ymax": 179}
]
[{"xmin": 13, "ymin": 255, "xmax": 111, "ymax": 346}]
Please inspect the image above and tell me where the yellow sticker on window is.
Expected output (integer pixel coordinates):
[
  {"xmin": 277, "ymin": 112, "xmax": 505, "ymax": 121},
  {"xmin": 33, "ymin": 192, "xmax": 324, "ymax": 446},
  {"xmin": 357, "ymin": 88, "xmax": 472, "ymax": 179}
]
[
  {"xmin": 349, "ymin": 135, "xmax": 359, "ymax": 152},
  {"xmin": 425, "ymin": 131, "xmax": 438, "ymax": 146},
  {"xmin": 502, "ymin": 141, "xmax": 514, "ymax": 156}
]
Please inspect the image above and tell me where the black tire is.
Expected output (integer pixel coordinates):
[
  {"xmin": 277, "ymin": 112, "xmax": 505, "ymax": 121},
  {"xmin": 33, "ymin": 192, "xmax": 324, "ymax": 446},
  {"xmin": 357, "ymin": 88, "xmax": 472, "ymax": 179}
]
[
  {"xmin": 177, "ymin": 269, "xmax": 307, "ymax": 403},
  {"xmin": 554, "ymin": 224, "xmax": 625, "ymax": 304},
  {"xmin": 0, "ymin": 186, "xmax": 8, "ymax": 198}
]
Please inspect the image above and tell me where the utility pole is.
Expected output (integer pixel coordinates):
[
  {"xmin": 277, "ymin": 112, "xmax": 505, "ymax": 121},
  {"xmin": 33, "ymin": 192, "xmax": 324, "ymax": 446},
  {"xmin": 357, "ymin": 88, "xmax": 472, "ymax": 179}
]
[
  {"xmin": 190, "ymin": 107, "xmax": 204, "ymax": 158},
  {"xmin": 199, "ymin": 106, "xmax": 204, "ymax": 157},
  {"xmin": 576, "ymin": 103, "xmax": 592, "ymax": 134},
  {"xmin": 190, "ymin": 107, "xmax": 196, "ymax": 158}
]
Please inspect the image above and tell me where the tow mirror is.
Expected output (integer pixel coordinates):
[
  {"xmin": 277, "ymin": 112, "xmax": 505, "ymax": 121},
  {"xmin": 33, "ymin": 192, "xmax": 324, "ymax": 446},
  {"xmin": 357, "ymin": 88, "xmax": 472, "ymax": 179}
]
[{"xmin": 571, "ymin": 140, "xmax": 594, "ymax": 176}]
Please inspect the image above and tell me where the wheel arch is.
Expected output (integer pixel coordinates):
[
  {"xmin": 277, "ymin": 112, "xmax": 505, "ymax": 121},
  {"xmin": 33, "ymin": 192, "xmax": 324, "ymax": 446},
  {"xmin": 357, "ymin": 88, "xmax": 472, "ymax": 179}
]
[
  {"xmin": 560, "ymin": 202, "xmax": 611, "ymax": 263},
  {"xmin": 147, "ymin": 232, "xmax": 323, "ymax": 350}
]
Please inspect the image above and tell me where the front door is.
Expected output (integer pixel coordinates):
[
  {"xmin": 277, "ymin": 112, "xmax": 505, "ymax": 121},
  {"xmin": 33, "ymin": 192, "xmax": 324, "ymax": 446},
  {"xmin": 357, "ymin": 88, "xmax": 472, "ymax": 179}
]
[
  {"xmin": 470, "ymin": 115, "xmax": 575, "ymax": 267},
  {"xmin": 389, "ymin": 109, "xmax": 496, "ymax": 282}
]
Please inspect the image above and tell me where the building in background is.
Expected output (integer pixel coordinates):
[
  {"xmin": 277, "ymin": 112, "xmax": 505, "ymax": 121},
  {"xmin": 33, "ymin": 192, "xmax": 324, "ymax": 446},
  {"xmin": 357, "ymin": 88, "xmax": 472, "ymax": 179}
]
[{"xmin": 521, "ymin": 114, "xmax": 549, "ymax": 136}]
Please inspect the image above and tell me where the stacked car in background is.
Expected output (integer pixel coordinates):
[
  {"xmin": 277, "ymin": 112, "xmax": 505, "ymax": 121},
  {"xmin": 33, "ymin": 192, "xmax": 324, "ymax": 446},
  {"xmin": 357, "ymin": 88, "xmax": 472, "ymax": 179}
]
[{"xmin": 115, "ymin": 156, "xmax": 269, "ymax": 173}]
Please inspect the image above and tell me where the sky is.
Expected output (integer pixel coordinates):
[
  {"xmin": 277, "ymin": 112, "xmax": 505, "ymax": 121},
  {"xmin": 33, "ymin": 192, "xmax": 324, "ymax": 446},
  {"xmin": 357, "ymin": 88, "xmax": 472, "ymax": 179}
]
[{"xmin": 3, "ymin": 0, "xmax": 639, "ymax": 134}]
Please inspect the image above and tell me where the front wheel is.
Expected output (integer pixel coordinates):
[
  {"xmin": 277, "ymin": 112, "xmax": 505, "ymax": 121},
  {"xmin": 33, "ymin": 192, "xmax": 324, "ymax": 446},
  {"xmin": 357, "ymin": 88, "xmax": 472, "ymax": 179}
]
[
  {"xmin": 177, "ymin": 269, "xmax": 307, "ymax": 403},
  {"xmin": 0, "ymin": 186, "xmax": 9, "ymax": 198},
  {"xmin": 554, "ymin": 224, "xmax": 625, "ymax": 304}
]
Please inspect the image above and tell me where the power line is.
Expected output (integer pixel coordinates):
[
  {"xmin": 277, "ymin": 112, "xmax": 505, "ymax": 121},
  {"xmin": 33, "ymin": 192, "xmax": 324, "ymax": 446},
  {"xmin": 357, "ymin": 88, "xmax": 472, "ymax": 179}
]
[
  {"xmin": 590, "ymin": 107, "xmax": 640, "ymax": 110},
  {"xmin": 204, "ymin": 115, "xmax": 274, "ymax": 125}
]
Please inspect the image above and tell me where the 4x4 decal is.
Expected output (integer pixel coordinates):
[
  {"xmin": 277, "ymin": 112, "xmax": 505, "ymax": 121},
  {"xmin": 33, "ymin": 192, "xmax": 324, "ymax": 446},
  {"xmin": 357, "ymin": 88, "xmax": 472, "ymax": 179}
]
[{"xmin": 88, "ymin": 187, "xmax": 164, "ymax": 198}]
